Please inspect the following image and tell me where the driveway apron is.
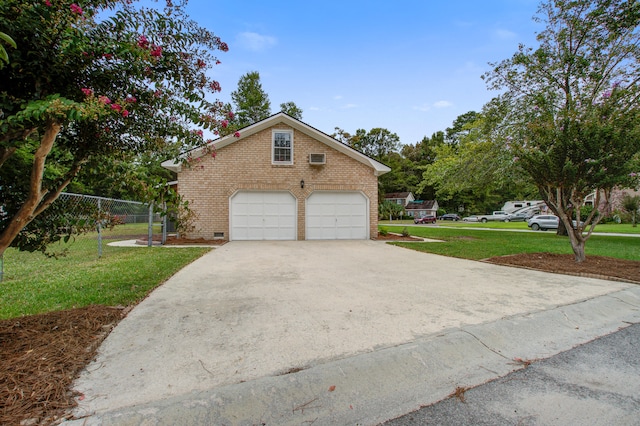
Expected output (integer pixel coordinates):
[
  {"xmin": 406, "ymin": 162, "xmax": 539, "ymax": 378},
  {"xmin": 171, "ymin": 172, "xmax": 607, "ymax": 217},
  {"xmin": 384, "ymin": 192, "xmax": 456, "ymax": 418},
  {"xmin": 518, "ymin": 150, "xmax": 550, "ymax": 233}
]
[{"xmin": 72, "ymin": 240, "xmax": 633, "ymax": 417}]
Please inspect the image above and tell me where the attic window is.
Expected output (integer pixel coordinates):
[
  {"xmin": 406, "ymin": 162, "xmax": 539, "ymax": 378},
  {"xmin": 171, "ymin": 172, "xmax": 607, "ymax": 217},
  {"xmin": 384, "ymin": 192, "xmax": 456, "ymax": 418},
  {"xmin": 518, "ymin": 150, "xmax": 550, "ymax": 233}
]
[{"xmin": 272, "ymin": 130, "xmax": 293, "ymax": 165}]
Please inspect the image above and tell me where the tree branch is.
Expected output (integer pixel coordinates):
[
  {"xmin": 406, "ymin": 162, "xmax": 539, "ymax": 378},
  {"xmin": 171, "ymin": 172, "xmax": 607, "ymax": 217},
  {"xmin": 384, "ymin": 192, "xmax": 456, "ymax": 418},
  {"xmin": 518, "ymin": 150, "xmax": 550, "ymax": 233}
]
[{"xmin": 0, "ymin": 122, "xmax": 61, "ymax": 256}]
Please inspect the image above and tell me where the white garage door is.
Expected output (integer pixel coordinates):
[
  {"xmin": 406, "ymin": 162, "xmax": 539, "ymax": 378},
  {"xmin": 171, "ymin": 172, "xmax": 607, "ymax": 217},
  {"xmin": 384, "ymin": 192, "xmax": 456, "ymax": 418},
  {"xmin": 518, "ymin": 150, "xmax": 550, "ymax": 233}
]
[
  {"xmin": 306, "ymin": 192, "xmax": 368, "ymax": 240},
  {"xmin": 230, "ymin": 191, "xmax": 296, "ymax": 240}
]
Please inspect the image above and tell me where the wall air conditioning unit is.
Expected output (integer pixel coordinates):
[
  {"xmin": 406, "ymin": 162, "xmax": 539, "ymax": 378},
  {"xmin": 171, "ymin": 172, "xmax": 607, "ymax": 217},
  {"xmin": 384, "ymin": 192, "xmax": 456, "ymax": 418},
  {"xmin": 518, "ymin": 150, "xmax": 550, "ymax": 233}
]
[{"xmin": 309, "ymin": 153, "xmax": 326, "ymax": 165}]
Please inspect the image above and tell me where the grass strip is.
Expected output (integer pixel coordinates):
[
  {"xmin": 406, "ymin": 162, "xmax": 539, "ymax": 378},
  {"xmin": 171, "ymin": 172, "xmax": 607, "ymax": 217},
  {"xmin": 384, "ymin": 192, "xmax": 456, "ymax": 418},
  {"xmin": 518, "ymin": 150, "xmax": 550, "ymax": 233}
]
[
  {"xmin": 0, "ymin": 244, "xmax": 210, "ymax": 320},
  {"xmin": 381, "ymin": 225, "xmax": 640, "ymax": 261}
]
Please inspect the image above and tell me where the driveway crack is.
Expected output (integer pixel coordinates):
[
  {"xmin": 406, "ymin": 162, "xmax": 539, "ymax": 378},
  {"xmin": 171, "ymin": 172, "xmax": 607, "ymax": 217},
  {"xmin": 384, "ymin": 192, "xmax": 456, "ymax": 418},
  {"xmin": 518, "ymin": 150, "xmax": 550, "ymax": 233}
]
[{"xmin": 460, "ymin": 329, "xmax": 511, "ymax": 361}]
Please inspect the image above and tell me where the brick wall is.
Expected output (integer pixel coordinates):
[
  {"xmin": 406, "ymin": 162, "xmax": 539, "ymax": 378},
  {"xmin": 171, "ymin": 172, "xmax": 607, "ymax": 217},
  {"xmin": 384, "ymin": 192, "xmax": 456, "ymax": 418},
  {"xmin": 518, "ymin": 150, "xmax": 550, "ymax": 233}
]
[{"xmin": 177, "ymin": 122, "xmax": 380, "ymax": 240}]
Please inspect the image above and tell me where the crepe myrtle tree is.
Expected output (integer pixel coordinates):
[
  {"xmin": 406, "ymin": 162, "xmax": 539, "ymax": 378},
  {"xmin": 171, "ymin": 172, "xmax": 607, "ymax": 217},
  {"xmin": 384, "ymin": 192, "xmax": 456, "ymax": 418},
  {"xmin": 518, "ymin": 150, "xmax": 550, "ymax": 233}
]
[
  {"xmin": 483, "ymin": 0, "xmax": 640, "ymax": 262},
  {"xmin": 0, "ymin": 0, "xmax": 234, "ymax": 257}
]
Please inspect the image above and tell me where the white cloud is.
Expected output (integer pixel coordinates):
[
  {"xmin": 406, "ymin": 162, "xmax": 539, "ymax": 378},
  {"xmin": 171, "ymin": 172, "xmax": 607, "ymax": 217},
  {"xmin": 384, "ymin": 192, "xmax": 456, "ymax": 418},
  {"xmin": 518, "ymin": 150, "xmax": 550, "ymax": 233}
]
[
  {"xmin": 333, "ymin": 95, "xmax": 343, "ymax": 100},
  {"xmin": 413, "ymin": 104, "xmax": 431, "ymax": 112},
  {"xmin": 236, "ymin": 32, "xmax": 277, "ymax": 52},
  {"xmin": 308, "ymin": 106, "xmax": 320, "ymax": 111},
  {"xmin": 433, "ymin": 100, "xmax": 453, "ymax": 108},
  {"xmin": 341, "ymin": 103, "xmax": 358, "ymax": 109},
  {"xmin": 494, "ymin": 29, "xmax": 517, "ymax": 39}
]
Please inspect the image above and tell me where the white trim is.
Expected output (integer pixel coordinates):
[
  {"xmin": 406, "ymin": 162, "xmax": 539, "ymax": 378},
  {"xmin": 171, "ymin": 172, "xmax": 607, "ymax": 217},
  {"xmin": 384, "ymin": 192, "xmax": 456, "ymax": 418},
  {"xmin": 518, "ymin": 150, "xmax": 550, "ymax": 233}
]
[
  {"xmin": 161, "ymin": 113, "xmax": 391, "ymax": 176},
  {"xmin": 271, "ymin": 129, "xmax": 294, "ymax": 165}
]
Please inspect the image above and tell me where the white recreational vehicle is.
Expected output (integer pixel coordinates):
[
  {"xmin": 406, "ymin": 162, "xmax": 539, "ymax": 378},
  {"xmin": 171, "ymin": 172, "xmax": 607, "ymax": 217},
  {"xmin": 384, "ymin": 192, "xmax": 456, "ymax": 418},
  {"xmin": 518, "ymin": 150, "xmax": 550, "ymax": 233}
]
[{"xmin": 501, "ymin": 200, "xmax": 547, "ymax": 216}]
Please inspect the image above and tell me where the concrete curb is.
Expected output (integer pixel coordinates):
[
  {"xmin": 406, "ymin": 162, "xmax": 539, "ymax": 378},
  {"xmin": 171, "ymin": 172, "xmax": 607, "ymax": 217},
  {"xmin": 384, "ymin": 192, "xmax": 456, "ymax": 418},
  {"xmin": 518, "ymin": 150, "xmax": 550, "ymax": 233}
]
[{"xmin": 66, "ymin": 287, "xmax": 640, "ymax": 426}]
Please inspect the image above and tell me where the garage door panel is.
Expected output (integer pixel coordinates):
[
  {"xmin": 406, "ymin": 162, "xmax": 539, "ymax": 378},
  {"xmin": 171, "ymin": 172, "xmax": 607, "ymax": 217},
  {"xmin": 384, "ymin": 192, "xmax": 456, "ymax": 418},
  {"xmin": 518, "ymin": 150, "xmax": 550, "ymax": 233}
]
[
  {"xmin": 231, "ymin": 191, "xmax": 296, "ymax": 241},
  {"xmin": 306, "ymin": 192, "xmax": 368, "ymax": 240}
]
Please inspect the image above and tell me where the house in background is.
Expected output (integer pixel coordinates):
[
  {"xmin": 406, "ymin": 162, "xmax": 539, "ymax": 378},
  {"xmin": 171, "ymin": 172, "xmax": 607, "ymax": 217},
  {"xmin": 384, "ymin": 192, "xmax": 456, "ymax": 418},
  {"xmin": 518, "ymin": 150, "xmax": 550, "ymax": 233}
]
[
  {"xmin": 586, "ymin": 188, "xmax": 640, "ymax": 216},
  {"xmin": 406, "ymin": 200, "xmax": 439, "ymax": 218},
  {"xmin": 384, "ymin": 192, "xmax": 415, "ymax": 206},
  {"xmin": 161, "ymin": 113, "xmax": 390, "ymax": 241}
]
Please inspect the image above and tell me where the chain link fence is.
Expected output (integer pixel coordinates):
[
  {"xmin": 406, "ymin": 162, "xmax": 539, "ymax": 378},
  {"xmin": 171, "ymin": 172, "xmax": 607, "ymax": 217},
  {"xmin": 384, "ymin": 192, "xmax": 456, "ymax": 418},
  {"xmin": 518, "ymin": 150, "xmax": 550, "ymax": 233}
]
[
  {"xmin": 0, "ymin": 193, "xmax": 171, "ymax": 282},
  {"xmin": 54, "ymin": 192, "xmax": 166, "ymax": 257}
]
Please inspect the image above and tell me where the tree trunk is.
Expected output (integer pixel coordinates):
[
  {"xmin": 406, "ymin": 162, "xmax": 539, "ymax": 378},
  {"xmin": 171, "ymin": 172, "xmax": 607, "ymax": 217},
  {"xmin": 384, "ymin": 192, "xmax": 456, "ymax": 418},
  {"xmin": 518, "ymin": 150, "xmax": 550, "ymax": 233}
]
[
  {"xmin": 571, "ymin": 238, "xmax": 586, "ymax": 262},
  {"xmin": 556, "ymin": 219, "xmax": 569, "ymax": 236},
  {"xmin": 0, "ymin": 122, "xmax": 61, "ymax": 257},
  {"xmin": 564, "ymin": 223, "xmax": 588, "ymax": 263}
]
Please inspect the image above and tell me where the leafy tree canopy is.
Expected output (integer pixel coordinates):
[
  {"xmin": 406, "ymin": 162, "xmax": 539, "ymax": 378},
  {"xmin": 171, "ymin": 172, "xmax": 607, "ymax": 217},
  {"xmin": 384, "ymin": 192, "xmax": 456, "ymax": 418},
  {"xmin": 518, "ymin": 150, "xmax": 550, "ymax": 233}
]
[
  {"xmin": 483, "ymin": 0, "xmax": 640, "ymax": 262},
  {"xmin": 419, "ymin": 111, "xmax": 537, "ymax": 215},
  {"xmin": 279, "ymin": 101, "xmax": 303, "ymax": 120},
  {"xmin": 0, "ymin": 0, "xmax": 231, "ymax": 256},
  {"xmin": 230, "ymin": 71, "xmax": 271, "ymax": 127}
]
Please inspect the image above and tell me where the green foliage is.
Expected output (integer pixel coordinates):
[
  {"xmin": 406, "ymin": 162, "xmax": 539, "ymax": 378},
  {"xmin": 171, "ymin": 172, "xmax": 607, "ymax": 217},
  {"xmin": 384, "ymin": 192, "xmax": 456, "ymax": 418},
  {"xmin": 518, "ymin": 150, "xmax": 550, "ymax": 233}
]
[
  {"xmin": 445, "ymin": 111, "xmax": 480, "ymax": 145},
  {"xmin": 350, "ymin": 128, "xmax": 400, "ymax": 160},
  {"xmin": 230, "ymin": 71, "xmax": 271, "ymax": 127},
  {"xmin": 576, "ymin": 205, "xmax": 597, "ymax": 222},
  {"xmin": 621, "ymin": 193, "xmax": 640, "ymax": 226},
  {"xmin": 419, "ymin": 111, "xmax": 537, "ymax": 214},
  {"xmin": 0, "ymin": 30, "xmax": 16, "ymax": 67},
  {"xmin": 482, "ymin": 0, "xmax": 640, "ymax": 261},
  {"xmin": 0, "ymin": 0, "xmax": 230, "ymax": 255},
  {"xmin": 379, "ymin": 200, "xmax": 405, "ymax": 220},
  {"xmin": 280, "ymin": 101, "xmax": 303, "ymax": 120}
]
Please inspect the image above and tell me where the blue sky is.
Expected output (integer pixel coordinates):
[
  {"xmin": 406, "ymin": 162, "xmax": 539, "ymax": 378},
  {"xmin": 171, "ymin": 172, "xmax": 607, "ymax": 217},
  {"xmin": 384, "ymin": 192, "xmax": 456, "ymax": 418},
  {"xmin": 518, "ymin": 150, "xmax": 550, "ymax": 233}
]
[{"xmin": 185, "ymin": 0, "xmax": 543, "ymax": 145}]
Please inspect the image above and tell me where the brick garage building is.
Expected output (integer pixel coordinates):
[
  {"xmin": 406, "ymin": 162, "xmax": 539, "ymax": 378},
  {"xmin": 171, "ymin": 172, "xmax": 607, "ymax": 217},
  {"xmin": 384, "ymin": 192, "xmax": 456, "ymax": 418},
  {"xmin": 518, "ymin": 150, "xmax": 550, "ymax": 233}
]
[{"xmin": 162, "ymin": 113, "xmax": 390, "ymax": 241}]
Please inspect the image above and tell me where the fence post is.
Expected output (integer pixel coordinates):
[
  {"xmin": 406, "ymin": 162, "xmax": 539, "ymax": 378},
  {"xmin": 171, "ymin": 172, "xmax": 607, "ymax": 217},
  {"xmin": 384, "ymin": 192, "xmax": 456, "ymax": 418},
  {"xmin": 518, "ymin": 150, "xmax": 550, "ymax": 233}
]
[
  {"xmin": 97, "ymin": 197, "xmax": 103, "ymax": 258},
  {"xmin": 162, "ymin": 202, "xmax": 167, "ymax": 245},
  {"xmin": 148, "ymin": 202, "xmax": 154, "ymax": 247}
]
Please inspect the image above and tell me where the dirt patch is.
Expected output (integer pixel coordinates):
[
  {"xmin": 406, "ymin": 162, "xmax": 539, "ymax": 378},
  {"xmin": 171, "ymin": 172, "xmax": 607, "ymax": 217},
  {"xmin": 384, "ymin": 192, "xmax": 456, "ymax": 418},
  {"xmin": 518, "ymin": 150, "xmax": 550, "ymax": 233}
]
[
  {"xmin": 454, "ymin": 236, "xmax": 478, "ymax": 241},
  {"xmin": 486, "ymin": 252, "xmax": 640, "ymax": 284},
  {"xmin": 376, "ymin": 232, "xmax": 423, "ymax": 242},
  {"xmin": 2, "ymin": 247, "xmax": 638, "ymax": 425}
]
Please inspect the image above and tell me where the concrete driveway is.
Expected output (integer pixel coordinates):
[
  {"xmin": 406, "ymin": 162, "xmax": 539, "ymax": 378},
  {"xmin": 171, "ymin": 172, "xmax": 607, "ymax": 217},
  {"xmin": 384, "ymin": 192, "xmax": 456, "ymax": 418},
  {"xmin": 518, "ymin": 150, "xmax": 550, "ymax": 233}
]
[{"xmin": 71, "ymin": 240, "xmax": 638, "ymax": 424}]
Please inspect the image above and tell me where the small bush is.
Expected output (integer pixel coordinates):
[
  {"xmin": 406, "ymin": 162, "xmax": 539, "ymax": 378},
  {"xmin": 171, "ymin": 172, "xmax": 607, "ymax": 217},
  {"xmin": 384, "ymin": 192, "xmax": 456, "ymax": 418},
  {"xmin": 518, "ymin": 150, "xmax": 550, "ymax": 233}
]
[
  {"xmin": 378, "ymin": 228, "xmax": 388, "ymax": 236},
  {"xmin": 401, "ymin": 227, "xmax": 410, "ymax": 237}
]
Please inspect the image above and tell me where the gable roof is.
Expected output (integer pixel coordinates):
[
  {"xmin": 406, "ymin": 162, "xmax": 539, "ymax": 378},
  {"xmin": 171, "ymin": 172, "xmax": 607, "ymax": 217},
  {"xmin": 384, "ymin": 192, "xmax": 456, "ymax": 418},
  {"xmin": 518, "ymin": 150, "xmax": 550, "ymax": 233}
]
[
  {"xmin": 406, "ymin": 200, "xmax": 437, "ymax": 210},
  {"xmin": 385, "ymin": 192, "xmax": 412, "ymax": 199},
  {"xmin": 161, "ymin": 112, "xmax": 391, "ymax": 176}
]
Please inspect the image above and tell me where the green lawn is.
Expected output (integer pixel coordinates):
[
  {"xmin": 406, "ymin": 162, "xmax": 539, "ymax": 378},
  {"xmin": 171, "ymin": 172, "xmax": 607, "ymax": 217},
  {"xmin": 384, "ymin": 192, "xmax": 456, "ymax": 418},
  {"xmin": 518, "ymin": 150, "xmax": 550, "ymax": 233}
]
[
  {"xmin": 380, "ymin": 225, "xmax": 640, "ymax": 261},
  {"xmin": 382, "ymin": 219, "xmax": 640, "ymax": 234},
  {"xmin": 0, "ymin": 231, "xmax": 210, "ymax": 320}
]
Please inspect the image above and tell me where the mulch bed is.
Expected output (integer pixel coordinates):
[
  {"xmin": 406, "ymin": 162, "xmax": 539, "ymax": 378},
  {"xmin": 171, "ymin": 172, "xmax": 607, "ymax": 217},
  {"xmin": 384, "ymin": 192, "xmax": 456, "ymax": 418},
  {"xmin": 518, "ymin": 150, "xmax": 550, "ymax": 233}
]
[
  {"xmin": 163, "ymin": 236, "xmax": 226, "ymax": 245},
  {"xmin": 136, "ymin": 236, "xmax": 226, "ymax": 246},
  {"xmin": 485, "ymin": 252, "xmax": 640, "ymax": 284},
  {"xmin": 0, "ymin": 306, "xmax": 127, "ymax": 425},
  {"xmin": 375, "ymin": 232, "xmax": 423, "ymax": 241}
]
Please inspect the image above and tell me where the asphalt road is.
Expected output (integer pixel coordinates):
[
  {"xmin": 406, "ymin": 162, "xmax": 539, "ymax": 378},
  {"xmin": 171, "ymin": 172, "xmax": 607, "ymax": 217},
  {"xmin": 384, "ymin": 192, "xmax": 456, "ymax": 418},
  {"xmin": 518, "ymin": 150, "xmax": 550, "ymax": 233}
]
[{"xmin": 383, "ymin": 322, "xmax": 640, "ymax": 426}]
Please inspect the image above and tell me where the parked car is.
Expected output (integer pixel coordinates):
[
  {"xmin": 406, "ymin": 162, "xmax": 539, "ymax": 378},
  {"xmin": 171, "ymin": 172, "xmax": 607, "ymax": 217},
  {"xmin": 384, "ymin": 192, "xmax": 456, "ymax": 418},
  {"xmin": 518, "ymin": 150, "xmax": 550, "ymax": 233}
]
[
  {"xmin": 462, "ymin": 215, "xmax": 479, "ymax": 222},
  {"xmin": 476, "ymin": 211, "xmax": 510, "ymax": 223},
  {"xmin": 528, "ymin": 215, "xmax": 558, "ymax": 231},
  {"xmin": 414, "ymin": 215, "xmax": 436, "ymax": 224},
  {"xmin": 527, "ymin": 215, "xmax": 584, "ymax": 231},
  {"xmin": 439, "ymin": 213, "xmax": 461, "ymax": 221},
  {"xmin": 505, "ymin": 211, "xmax": 530, "ymax": 222}
]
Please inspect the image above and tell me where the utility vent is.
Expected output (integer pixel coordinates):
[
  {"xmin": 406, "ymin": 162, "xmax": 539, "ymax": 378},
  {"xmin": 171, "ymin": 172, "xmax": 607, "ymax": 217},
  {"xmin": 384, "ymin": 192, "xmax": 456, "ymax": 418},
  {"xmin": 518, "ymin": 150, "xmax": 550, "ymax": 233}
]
[{"xmin": 309, "ymin": 153, "xmax": 326, "ymax": 165}]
